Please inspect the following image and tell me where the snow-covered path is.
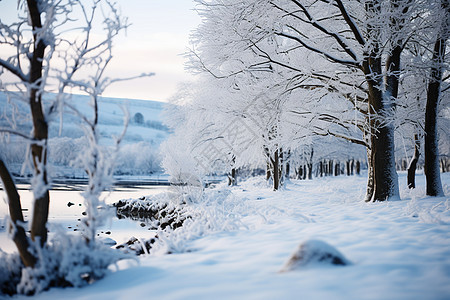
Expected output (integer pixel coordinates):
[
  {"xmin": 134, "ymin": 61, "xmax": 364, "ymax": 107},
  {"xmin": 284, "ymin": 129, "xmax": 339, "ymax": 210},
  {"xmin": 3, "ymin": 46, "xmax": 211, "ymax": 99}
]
[{"xmin": 15, "ymin": 172, "xmax": 450, "ymax": 299}]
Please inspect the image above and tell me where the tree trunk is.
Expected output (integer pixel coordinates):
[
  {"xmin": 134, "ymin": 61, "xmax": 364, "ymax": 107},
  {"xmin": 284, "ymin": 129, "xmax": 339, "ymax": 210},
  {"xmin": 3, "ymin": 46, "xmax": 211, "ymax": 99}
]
[
  {"xmin": 363, "ymin": 0, "xmax": 400, "ymax": 201},
  {"xmin": 335, "ymin": 161, "xmax": 340, "ymax": 176},
  {"xmin": 424, "ymin": 0, "xmax": 447, "ymax": 196},
  {"xmin": 284, "ymin": 150, "xmax": 290, "ymax": 180},
  {"xmin": 228, "ymin": 168, "xmax": 237, "ymax": 186},
  {"xmin": 346, "ymin": 160, "xmax": 351, "ymax": 176},
  {"xmin": 298, "ymin": 166, "xmax": 303, "ymax": 180},
  {"xmin": 0, "ymin": 160, "xmax": 36, "ymax": 267},
  {"xmin": 441, "ymin": 158, "xmax": 448, "ymax": 173},
  {"xmin": 356, "ymin": 160, "xmax": 361, "ymax": 175},
  {"xmin": 365, "ymin": 148, "xmax": 375, "ymax": 202},
  {"xmin": 266, "ymin": 162, "xmax": 271, "ymax": 181},
  {"xmin": 27, "ymin": 0, "xmax": 50, "ymax": 246},
  {"xmin": 29, "ymin": 96, "xmax": 50, "ymax": 246},
  {"xmin": 285, "ymin": 160, "xmax": 290, "ymax": 180},
  {"xmin": 279, "ymin": 149, "xmax": 284, "ymax": 185},
  {"xmin": 369, "ymin": 104, "xmax": 399, "ymax": 201},
  {"xmin": 308, "ymin": 149, "xmax": 313, "ymax": 180},
  {"xmin": 271, "ymin": 149, "xmax": 280, "ymax": 190},
  {"xmin": 407, "ymin": 134, "xmax": 420, "ymax": 189}
]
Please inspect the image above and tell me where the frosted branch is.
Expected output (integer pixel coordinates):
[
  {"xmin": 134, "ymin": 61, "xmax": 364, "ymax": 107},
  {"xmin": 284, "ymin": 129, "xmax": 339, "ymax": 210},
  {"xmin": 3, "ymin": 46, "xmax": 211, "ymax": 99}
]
[
  {"xmin": 0, "ymin": 58, "xmax": 28, "ymax": 81},
  {"xmin": 334, "ymin": 0, "xmax": 366, "ymax": 46},
  {"xmin": 276, "ymin": 32, "xmax": 359, "ymax": 67}
]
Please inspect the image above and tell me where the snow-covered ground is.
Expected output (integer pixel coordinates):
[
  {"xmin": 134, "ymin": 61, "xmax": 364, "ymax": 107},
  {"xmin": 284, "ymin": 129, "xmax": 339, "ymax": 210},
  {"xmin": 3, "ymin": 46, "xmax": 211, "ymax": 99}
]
[{"xmin": 3, "ymin": 171, "xmax": 449, "ymax": 299}]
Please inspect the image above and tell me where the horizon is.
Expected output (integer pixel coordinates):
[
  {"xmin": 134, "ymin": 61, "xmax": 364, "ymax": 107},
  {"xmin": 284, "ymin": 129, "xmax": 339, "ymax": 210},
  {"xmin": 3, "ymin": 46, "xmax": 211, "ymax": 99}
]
[{"xmin": 0, "ymin": 89, "xmax": 168, "ymax": 104}]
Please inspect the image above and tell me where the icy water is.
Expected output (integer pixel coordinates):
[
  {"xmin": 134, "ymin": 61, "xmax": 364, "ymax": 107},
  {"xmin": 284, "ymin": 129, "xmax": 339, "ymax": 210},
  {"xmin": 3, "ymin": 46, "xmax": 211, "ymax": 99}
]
[{"xmin": 0, "ymin": 183, "xmax": 168, "ymax": 253}]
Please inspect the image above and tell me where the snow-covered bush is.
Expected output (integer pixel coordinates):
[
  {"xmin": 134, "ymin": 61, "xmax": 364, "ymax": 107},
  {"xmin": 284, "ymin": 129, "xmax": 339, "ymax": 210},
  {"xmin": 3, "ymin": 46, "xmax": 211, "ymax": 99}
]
[
  {"xmin": 49, "ymin": 137, "xmax": 87, "ymax": 166},
  {"xmin": 0, "ymin": 138, "xmax": 27, "ymax": 165},
  {"xmin": 0, "ymin": 232, "xmax": 127, "ymax": 295},
  {"xmin": 114, "ymin": 182, "xmax": 250, "ymax": 255},
  {"xmin": 161, "ymin": 134, "xmax": 206, "ymax": 202},
  {"xmin": 0, "ymin": 250, "xmax": 22, "ymax": 296},
  {"xmin": 115, "ymin": 142, "xmax": 162, "ymax": 175}
]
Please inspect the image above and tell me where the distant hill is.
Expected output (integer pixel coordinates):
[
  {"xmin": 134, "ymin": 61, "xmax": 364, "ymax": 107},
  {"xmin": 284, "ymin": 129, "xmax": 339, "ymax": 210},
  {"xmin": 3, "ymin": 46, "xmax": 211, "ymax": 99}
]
[{"xmin": 0, "ymin": 92, "xmax": 170, "ymax": 177}]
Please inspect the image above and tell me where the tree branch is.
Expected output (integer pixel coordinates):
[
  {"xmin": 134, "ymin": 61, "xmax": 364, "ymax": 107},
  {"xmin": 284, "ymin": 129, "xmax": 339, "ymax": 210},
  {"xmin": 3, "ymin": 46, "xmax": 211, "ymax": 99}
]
[
  {"xmin": 327, "ymin": 130, "xmax": 369, "ymax": 148},
  {"xmin": 0, "ymin": 159, "xmax": 36, "ymax": 267},
  {"xmin": 285, "ymin": 0, "xmax": 360, "ymax": 61},
  {"xmin": 0, "ymin": 58, "xmax": 28, "ymax": 82},
  {"xmin": 334, "ymin": 0, "xmax": 366, "ymax": 46},
  {"xmin": 0, "ymin": 128, "xmax": 34, "ymax": 141},
  {"xmin": 275, "ymin": 32, "xmax": 359, "ymax": 67}
]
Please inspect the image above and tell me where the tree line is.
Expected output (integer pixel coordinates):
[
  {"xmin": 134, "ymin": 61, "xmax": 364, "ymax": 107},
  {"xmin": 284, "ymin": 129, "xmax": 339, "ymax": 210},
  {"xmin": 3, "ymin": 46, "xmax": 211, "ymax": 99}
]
[{"xmin": 163, "ymin": 0, "xmax": 449, "ymax": 199}]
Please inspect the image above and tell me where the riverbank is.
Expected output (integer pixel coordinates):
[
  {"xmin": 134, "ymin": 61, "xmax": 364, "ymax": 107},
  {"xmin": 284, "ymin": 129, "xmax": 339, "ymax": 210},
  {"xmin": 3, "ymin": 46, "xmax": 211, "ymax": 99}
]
[{"xmin": 5, "ymin": 171, "xmax": 448, "ymax": 299}]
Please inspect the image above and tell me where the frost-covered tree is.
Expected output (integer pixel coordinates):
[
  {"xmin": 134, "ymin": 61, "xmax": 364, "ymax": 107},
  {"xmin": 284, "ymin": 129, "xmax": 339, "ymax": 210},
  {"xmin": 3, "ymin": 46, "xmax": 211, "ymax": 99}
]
[
  {"xmin": 179, "ymin": 0, "xmax": 369, "ymax": 191},
  {"xmin": 395, "ymin": 43, "xmax": 427, "ymax": 189},
  {"xmin": 424, "ymin": 0, "xmax": 449, "ymax": 196},
  {"xmin": 246, "ymin": 0, "xmax": 410, "ymax": 201},
  {"xmin": 184, "ymin": 0, "xmax": 448, "ymax": 201},
  {"xmin": 0, "ymin": 0, "xmax": 53, "ymax": 266},
  {"xmin": 0, "ymin": 0, "xmax": 143, "ymax": 293},
  {"xmin": 392, "ymin": 0, "xmax": 449, "ymax": 193}
]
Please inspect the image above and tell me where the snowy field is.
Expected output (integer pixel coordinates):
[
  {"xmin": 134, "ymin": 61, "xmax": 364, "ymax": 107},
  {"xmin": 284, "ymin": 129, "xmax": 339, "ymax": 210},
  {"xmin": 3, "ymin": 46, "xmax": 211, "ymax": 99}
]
[{"xmin": 2, "ymin": 171, "xmax": 449, "ymax": 299}]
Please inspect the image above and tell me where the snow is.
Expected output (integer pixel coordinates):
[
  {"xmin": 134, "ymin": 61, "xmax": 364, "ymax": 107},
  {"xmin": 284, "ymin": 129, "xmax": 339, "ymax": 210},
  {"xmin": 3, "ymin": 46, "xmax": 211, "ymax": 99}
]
[{"xmin": 3, "ymin": 171, "xmax": 449, "ymax": 299}]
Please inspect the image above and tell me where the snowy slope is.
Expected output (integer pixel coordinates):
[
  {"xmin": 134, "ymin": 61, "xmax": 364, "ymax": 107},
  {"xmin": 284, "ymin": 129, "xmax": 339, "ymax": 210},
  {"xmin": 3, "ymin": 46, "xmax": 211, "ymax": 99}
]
[
  {"xmin": 0, "ymin": 92, "xmax": 170, "ymax": 175},
  {"xmin": 55, "ymin": 94, "xmax": 169, "ymax": 143},
  {"xmin": 15, "ymin": 172, "xmax": 450, "ymax": 300},
  {"xmin": 0, "ymin": 92, "xmax": 169, "ymax": 144}
]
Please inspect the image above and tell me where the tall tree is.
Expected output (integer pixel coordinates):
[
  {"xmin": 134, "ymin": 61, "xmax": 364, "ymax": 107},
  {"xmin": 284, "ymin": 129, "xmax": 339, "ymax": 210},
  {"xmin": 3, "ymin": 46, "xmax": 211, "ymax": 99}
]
[
  {"xmin": 424, "ymin": 0, "xmax": 449, "ymax": 196},
  {"xmin": 185, "ymin": 0, "xmax": 369, "ymax": 191},
  {"xmin": 190, "ymin": 0, "xmax": 408, "ymax": 201}
]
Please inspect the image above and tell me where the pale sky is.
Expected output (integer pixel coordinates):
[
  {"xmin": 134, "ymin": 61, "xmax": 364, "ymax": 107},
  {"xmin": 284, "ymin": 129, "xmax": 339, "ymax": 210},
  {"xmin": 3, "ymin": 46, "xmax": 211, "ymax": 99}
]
[
  {"xmin": 0, "ymin": 0, "xmax": 201, "ymax": 102},
  {"xmin": 107, "ymin": 0, "xmax": 201, "ymax": 102}
]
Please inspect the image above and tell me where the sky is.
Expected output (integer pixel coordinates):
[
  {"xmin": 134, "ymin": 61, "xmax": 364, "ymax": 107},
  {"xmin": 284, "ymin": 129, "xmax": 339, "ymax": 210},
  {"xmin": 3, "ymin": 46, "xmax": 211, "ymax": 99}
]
[
  {"xmin": 106, "ymin": 0, "xmax": 201, "ymax": 102},
  {"xmin": 0, "ymin": 0, "xmax": 201, "ymax": 102}
]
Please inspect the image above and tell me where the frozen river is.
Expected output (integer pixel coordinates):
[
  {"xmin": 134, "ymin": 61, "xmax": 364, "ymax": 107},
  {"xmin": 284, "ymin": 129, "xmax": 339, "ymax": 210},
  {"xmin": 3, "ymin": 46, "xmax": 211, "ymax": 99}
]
[{"xmin": 0, "ymin": 182, "xmax": 168, "ymax": 253}]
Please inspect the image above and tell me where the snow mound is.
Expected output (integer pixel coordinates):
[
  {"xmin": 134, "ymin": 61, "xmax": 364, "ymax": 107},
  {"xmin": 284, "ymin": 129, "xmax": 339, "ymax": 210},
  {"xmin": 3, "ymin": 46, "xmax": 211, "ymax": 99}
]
[{"xmin": 281, "ymin": 240, "xmax": 351, "ymax": 272}]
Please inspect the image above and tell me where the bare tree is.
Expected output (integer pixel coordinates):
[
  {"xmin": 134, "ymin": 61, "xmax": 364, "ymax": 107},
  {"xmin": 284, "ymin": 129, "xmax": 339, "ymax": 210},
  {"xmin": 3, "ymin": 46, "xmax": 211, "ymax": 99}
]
[
  {"xmin": 0, "ymin": 0, "xmax": 148, "ymax": 290},
  {"xmin": 0, "ymin": 0, "xmax": 54, "ymax": 267}
]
